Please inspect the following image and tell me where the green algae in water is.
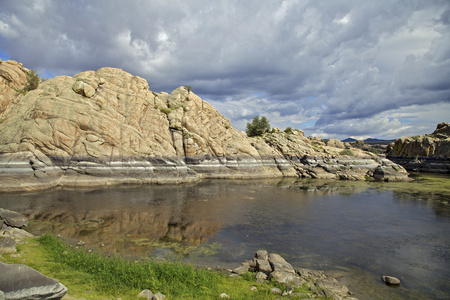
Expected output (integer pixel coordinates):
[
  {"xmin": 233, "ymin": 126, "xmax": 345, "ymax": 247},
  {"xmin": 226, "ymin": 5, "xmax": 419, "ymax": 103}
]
[
  {"xmin": 375, "ymin": 173, "xmax": 450, "ymax": 203},
  {"xmin": 142, "ymin": 239, "xmax": 222, "ymax": 257}
]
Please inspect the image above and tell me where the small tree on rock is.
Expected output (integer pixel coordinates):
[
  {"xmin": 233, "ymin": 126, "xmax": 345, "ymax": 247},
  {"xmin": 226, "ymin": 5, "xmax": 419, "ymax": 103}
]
[
  {"xmin": 23, "ymin": 70, "xmax": 40, "ymax": 92},
  {"xmin": 246, "ymin": 116, "xmax": 271, "ymax": 137}
]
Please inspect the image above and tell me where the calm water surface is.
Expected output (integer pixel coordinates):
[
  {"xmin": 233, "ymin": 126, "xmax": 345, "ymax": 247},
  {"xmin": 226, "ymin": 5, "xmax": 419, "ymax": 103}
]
[{"xmin": 0, "ymin": 174, "xmax": 449, "ymax": 299}]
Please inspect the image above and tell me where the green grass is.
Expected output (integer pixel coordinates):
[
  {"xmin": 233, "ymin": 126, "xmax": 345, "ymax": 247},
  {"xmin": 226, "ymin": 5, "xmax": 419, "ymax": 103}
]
[
  {"xmin": 339, "ymin": 149, "xmax": 355, "ymax": 156},
  {"xmin": 1, "ymin": 234, "xmax": 315, "ymax": 299}
]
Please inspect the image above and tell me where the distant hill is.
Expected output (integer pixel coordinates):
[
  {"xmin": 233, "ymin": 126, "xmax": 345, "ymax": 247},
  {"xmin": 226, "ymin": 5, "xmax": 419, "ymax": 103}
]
[
  {"xmin": 341, "ymin": 138, "xmax": 395, "ymax": 145},
  {"xmin": 364, "ymin": 138, "xmax": 395, "ymax": 145},
  {"xmin": 341, "ymin": 138, "xmax": 357, "ymax": 143}
]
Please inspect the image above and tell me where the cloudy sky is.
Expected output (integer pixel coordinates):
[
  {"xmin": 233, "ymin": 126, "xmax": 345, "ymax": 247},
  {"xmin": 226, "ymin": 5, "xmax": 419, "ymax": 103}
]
[{"xmin": 1, "ymin": 0, "xmax": 449, "ymax": 139}]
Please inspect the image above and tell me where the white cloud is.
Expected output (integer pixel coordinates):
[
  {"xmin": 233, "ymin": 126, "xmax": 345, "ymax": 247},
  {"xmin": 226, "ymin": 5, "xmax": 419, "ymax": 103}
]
[
  {"xmin": 0, "ymin": 14, "xmax": 21, "ymax": 39},
  {"xmin": 334, "ymin": 13, "xmax": 351, "ymax": 25}
]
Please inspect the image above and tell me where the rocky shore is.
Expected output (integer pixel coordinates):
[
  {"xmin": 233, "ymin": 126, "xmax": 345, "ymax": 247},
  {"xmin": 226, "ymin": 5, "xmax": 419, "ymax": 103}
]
[
  {"xmin": 0, "ymin": 60, "xmax": 410, "ymax": 191},
  {"xmin": 2, "ymin": 208, "xmax": 360, "ymax": 299},
  {"xmin": 227, "ymin": 250, "xmax": 358, "ymax": 299}
]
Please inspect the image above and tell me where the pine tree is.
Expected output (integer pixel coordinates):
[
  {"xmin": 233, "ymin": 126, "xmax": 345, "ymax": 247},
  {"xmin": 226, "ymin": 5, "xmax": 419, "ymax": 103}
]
[{"xmin": 246, "ymin": 116, "xmax": 271, "ymax": 137}]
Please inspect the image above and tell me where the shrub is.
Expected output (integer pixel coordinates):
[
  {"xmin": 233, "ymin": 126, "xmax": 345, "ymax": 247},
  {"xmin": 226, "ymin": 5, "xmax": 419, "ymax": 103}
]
[
  {"xmin": 15, "ymin": 70, "xmax": 41, "ymax": 95},
  {"xmin": 184, "ymin": 85, "xmax": 192, "ymax": 93},
  {"xmin": 158, "ymin": 107, "xmax": 171, "ymax": 115},
  {"xmin": 284, "ymin": 127, "xmax": 293, "ymax": 134},
  {"xmin": 23, "ymin": 70, "xmax": 40, "ymax": 92},
  {"xmin": 246, "ymin": 116, "xmax": 271, "ymax": 137}
]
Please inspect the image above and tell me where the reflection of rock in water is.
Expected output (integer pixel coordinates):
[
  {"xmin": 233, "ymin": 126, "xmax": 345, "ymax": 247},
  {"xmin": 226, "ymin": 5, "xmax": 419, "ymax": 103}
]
[
  {"xmin": 278, "ymin": 178, "xmax": 371, "ymax": 195},
  {"xmin": 23, "ymin": 198, "xmax": 223, "ymax": 256}
]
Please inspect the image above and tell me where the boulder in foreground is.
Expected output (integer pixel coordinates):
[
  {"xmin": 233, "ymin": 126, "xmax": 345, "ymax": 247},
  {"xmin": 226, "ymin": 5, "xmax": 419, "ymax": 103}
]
[{"xmin": 0, "ymin": 262, "xmax": 67, "ymax": 299}]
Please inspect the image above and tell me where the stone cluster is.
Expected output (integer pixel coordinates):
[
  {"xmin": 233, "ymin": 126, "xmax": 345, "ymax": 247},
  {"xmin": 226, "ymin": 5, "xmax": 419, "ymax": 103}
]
[
  {"xmin": 0, "ymin": 208, "xmax": 33, "ymax": 254},
  {"xmin": 230, "ymin": 250, "xmax": 358, "ymax": 299}
]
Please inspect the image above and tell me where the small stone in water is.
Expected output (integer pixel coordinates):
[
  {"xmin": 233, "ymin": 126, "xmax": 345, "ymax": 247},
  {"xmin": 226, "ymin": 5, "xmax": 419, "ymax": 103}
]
[{"xmin": 382, "ymin": 275, "xmax": 401, "ymax": 285}]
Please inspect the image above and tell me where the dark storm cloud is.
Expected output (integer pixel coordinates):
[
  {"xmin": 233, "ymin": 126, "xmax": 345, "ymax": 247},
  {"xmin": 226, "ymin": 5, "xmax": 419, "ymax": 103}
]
[{"xmin": 1, "ymin": 0, "xmax": 449, "ymax": 139}]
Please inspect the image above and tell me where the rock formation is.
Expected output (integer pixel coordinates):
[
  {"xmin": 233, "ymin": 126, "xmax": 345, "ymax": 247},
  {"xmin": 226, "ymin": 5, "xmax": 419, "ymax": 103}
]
[
  {"xmin": 0, "ymin": 208, "xmax": 33, "ymax": 254},
  {"xmin": 387, "ymin": 122, "xmax": 450, "ymax": 173},
  {"xmin": 0, "ymin": 60, "xmax": 409, "ymax": 191},
  {"xmin": 0, "ymin": 60, "xmax": 29, "ymax": 117}
]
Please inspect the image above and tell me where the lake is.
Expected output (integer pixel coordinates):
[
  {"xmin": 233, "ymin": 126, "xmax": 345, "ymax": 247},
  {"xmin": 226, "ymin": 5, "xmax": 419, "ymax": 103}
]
[{"xmin": 1, "ymin": 173, "xmax": 449, "ymax": 299}]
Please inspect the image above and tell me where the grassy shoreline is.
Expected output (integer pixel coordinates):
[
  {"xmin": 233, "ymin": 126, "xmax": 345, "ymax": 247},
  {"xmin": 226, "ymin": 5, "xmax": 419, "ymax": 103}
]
[{"xmin": 1, "ymin": 234, "xmax": 316, "ymax": 299}]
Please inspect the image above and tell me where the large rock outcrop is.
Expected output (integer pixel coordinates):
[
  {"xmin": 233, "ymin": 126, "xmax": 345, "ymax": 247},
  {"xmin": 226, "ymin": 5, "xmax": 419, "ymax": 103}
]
[
  {"xmin": 0, "ymin": 60, "xmax": 409, "ymax": 191},
  {"xmin": 387, "ymin": 123, "xmax": 450, "ymax": 173},
  {"xmin": 0, "ymin": 60, "xmax": 29, "ymax": 117}
]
